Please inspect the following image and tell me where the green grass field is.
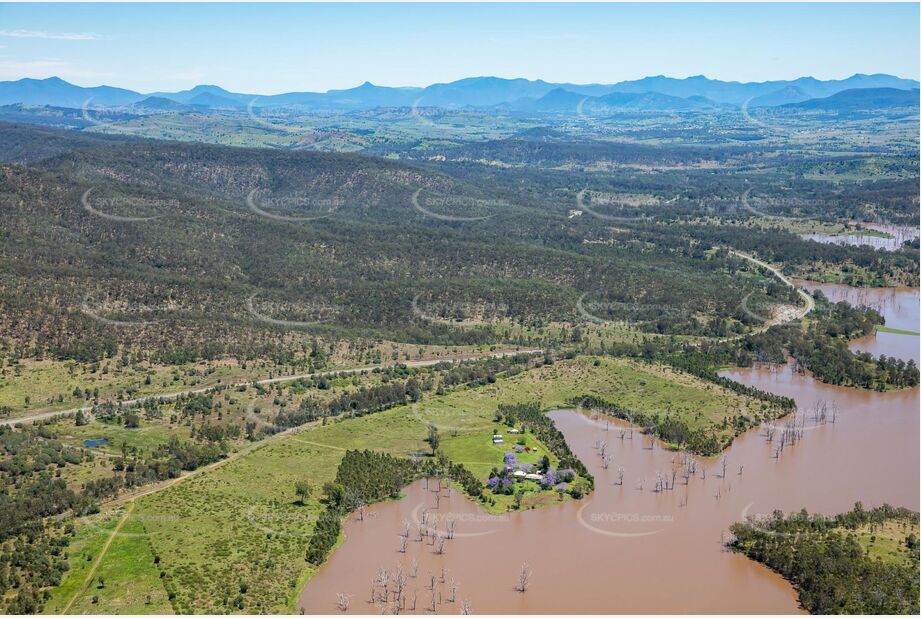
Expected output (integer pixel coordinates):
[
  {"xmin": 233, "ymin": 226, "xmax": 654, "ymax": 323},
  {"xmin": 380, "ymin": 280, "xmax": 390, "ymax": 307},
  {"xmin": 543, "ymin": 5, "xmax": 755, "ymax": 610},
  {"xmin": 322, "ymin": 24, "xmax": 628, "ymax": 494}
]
[
  {"xmin": 853, "ymin": 519, "xmax": 920, "ymax": 564},
  {"xmin": 53, "ymin": 421, "xmax": 193, "ymax": 457},
  {"xmin": 43, "ymin": 510, "xmax": 171, "ymax": 614},
  {"xmin": 877, "ymin": 324, "xmax": 921, "ymax": 336}
]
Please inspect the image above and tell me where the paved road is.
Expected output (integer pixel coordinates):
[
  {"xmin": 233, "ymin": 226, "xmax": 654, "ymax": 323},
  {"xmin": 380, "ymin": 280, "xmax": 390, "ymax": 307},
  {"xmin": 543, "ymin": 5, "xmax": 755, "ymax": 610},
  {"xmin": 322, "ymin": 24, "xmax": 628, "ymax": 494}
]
[{"xmin": 2, "ymin": 349, "xmax": 541, "ymax": 427}]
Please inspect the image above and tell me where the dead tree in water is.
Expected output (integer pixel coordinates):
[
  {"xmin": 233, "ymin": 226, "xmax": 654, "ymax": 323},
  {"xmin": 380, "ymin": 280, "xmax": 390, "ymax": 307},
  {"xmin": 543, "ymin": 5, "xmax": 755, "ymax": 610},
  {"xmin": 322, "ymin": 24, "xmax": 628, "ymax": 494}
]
[
  {"xmin": 448, "ymin": 579, "xmax": 458, "ymax": 603},
  {"xmin": 435, "ymin": 534, "xmax": 446, "ymax": 555},
  {"xmin": 393, "ymin": 569, "xmax": 407, "ymax": 608},
  {"xmin": 400, "ymin": 519, "xmax": 411, "ymax": 539},
  {"xmin": 409, "ymin": 590, "xmax": 417, "ymax": 611},
  {"xmin": 516, "ymin": 563, "xmax": 531, "ymax": 593},
  {"xmin": 615, "ymin": 467, "xmax": 625, "ymax": 486},
  {"xmin": 336, "ymin": 593, "xmax": 350, "ymax": 613},
  {"xmin": 764, "ymin": 425, "xmax": 776, "ymax": 442},
  {"xmin": 376, "ymin": 568, "xmax": 390, "ymax": 603},
  {"xmin": 446, "ymin": 518, "xmax": 456, "ymax": 540},
  {"xmin": 410, "ymin": 557, "xmax": 419, "ymax": 578},
  {"xmin": 460, "ymin": 599, "xmax": 472, "ymax": 615},
  {"xmin": 398, "ymin": 535, "xmax": 408, "ymax": 553},
  {"xmin": 444, "ymin": 474, "xmax": 453, "ymax": 496}
]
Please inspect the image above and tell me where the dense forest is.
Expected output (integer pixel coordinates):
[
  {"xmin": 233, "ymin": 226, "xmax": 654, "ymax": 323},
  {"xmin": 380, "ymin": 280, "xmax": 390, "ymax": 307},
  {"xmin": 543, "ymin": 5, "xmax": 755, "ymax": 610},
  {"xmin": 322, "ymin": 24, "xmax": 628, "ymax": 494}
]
[
  {"xmin": 2, "ymin": 121, "xmax": 915, "ymax": 368},
  {"xmin": 729, "ymin": 504, "xmax": 920, "ymax": 614},
  {"xmin": 306, "ymin": 450, "xmax": 420, "ymax": 565}
]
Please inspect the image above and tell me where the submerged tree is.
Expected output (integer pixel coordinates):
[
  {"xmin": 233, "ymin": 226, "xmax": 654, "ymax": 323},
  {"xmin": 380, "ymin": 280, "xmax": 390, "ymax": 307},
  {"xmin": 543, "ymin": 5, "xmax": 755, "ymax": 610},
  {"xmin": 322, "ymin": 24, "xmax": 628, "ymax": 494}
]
[{"xmin": 516, "ymin": 563, "xmax": 531, "ymax": 593}]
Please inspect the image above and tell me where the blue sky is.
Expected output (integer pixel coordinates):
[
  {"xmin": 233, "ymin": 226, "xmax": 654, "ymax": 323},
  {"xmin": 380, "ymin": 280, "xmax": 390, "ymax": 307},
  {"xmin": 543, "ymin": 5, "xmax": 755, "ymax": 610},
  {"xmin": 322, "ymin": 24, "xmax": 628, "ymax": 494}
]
[{"xmin": 0, "ymin": 3, "xmax": 917, "ymax": 93}]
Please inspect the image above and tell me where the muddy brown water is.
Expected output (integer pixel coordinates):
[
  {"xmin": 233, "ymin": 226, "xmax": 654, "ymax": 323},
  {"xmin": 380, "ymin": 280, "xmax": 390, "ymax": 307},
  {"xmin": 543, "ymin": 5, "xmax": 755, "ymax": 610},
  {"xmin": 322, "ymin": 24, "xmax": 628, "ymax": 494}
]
[
  {"xmin": 796, "ymin": 280, "xmax": 919, "ymax": 364},
  {"xmin": 299, "ymin": 284, "xmax": 919, "ymax": 615}
]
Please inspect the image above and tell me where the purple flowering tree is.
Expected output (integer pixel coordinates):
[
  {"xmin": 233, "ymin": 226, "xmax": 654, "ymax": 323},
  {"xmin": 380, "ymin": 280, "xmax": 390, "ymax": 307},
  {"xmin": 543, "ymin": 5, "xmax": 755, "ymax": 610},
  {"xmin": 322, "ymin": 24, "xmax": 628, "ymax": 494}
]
[
  {"xmin": 540, "ymin": 468, "xmax": 559, "ymax": 488},
  {"xmin": 503, "ymin": 452, "xmax": 517, "ymax": 468}
]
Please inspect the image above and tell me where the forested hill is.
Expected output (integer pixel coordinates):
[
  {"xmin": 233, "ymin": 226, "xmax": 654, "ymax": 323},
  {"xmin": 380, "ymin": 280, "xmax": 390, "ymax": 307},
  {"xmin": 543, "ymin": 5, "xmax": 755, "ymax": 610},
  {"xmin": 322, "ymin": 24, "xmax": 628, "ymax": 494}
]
[{"xmin": 0, "ymin": 121, "xmax": 805, "ymax": 363}]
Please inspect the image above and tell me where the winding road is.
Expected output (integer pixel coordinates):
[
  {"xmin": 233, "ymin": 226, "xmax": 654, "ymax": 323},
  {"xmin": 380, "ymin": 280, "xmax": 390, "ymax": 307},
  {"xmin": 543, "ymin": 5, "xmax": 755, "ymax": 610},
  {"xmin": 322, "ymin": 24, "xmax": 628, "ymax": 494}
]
[{"xmin": 729, "ymin": 249, "xmax": 815, "ymax": 321}]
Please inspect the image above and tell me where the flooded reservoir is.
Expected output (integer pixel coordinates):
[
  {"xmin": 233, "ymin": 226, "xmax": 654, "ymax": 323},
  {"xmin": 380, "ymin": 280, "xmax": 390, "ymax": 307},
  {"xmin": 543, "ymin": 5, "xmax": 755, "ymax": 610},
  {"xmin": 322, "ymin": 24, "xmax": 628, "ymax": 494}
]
[
  {"xmin": 800, "ymin": 223, "xmax": 919, "ymax": 252},
  {"xmin": 299, "ymin": 282, "xmax": 919, "ymax": 614}
]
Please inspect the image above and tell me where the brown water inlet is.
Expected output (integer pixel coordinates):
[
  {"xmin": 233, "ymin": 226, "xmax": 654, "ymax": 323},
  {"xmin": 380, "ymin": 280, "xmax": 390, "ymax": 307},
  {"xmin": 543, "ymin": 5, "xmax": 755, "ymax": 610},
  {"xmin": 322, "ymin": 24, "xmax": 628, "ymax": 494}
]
[
  {"xmin": 300, "ymin": 367, "xmax": 919, "ymax": 615},
  {"xmin": 795, "ymin": 281, "xmax": 920, "ymax": 364}
]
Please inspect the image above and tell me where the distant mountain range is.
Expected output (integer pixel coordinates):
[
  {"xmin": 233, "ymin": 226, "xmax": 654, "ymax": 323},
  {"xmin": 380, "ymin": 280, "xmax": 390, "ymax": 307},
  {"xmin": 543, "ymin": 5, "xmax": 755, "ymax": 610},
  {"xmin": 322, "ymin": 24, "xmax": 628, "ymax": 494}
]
[
  {"xmin": 780, "ymin": 87, "xmax": 920, "ymax": 112},
  {"xmin": 0, "ymin": 74, "xmax": 917, "ymax": 113}
]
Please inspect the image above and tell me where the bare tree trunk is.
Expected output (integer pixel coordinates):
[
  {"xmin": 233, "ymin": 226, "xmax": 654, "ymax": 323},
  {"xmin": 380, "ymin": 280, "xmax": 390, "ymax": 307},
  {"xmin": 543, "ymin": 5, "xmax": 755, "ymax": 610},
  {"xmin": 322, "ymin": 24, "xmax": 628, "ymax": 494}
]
[{"xmin": 516, "ymin": 563, "xmax": 531, "ymax": 593}]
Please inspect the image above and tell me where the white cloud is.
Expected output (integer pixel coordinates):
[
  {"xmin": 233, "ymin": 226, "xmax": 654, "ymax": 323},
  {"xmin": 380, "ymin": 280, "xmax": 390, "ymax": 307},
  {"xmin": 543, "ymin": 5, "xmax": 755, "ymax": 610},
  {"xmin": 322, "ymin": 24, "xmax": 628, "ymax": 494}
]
[{"xmin": 0, "ymin": 29, "xmax": 100, "ymax": 41}]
